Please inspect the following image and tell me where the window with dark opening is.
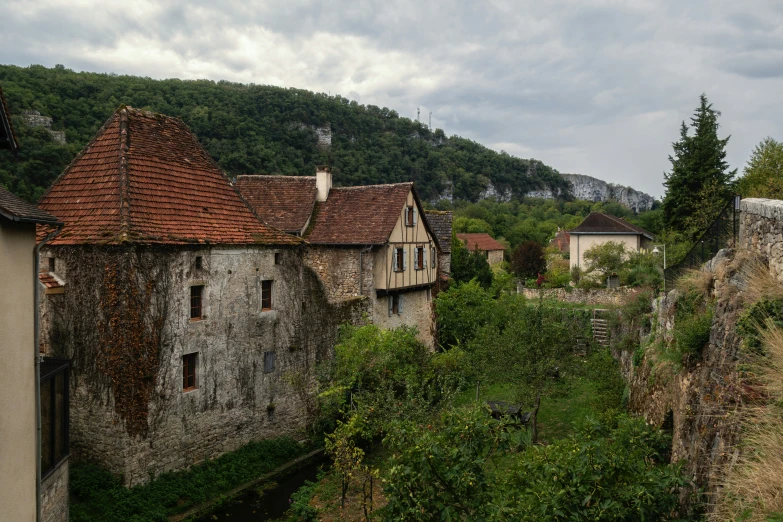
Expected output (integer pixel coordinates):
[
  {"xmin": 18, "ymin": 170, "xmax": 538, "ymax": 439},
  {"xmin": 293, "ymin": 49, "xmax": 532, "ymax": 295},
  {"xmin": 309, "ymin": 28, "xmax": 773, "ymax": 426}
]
[
  {"xmin": 195, "ymin": 256, "xmax": 203, "ymax": 270},
  {"xmin": 406, "ymin": 206, "xmax": 415, "ymax": 226},
  {"xmin": 40, "ymin": 359, "xmax": 68, "ymax": 478},
  {"xmin": 264, "ymin": 351, "xmax": 276, "ymax": 373},
  {"xmin": 274, "ymin": 252, "xmax": 281, "ymax": 265},
  {"xmin": 416, "ymin": 246, "xmax": 424, "ymax": 270},
  {"xmin": 392, "ymin": 294, "xmax": 400, "ymax": 314},
  {"xmin": 261, "ymin": 280, "xmax": 273, "ymax": 310},
  {"xmin": 183, "ymin": 353, "xmax": 197, "ymax": 391},
  {"xmin": 190, "ymin": 285, "xmax": 204, "ymax": 320},
  {"xmin": 394, "ymin": 247, "xmax": 405, "ymax": 272},
  {"xmin": 48, "ymin": 257, "xmax": 56, "ymax": 273}
]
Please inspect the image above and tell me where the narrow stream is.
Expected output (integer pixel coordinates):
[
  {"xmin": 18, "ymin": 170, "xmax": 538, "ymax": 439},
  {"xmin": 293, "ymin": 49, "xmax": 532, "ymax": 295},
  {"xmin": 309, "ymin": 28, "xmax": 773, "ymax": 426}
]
[{"xmin": 195, "ymin": 458, "xmax": 328, "ymax": 522}]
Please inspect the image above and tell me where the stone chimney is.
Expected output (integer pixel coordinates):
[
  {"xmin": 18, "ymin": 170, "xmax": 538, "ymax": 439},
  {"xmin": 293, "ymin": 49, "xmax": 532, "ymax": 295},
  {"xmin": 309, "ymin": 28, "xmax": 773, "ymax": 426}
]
[{"xmin": 316, "ymin": 165, "xmax": 332, "ymax": 202}]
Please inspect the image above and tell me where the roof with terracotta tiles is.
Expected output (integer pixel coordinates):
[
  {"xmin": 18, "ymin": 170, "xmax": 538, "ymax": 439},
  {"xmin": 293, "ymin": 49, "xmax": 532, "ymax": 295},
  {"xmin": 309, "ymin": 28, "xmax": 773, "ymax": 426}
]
[
  {"xmin": 424, "ymin": 211, "xmax": 453, "ymax": 254},
  {"xmin": 569, "ymin": 212, "xmax": 654, "ymax": 240},
  {"xmin": 305, "ymin": 183, "xmax": 415, "ymax": 245},
  {"xmin": 456, "ymin": 233, "xmax": 505, "ymax": 252},
  {"xmin": 0, "ymin": 85, "xmax": 19, "ymax": 152},
  {"xmin": 235, "ymin": 175, "xmax": 317, "ymax": 234},
  {"xmin": 0, "ymin": 185, "xmax": 60, "ymax": 224},
  {"xmin": 551, "ymin": 228, "xmax": 570, "ymax": 252},
  {"xmin": 39, "ymin": 272, "xmax": 64, "ymax": 289},
  {"xmin": 38, "ymin": 107, "xmax": 300, "ymax": 246}
]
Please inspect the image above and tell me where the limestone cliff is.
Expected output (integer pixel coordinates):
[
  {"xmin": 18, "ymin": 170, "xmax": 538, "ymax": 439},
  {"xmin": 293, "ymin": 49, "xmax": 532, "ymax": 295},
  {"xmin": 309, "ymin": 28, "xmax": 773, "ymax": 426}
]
[{"xmin": 528, "ymin": 173, "xmax": 656, "ymax": 213}]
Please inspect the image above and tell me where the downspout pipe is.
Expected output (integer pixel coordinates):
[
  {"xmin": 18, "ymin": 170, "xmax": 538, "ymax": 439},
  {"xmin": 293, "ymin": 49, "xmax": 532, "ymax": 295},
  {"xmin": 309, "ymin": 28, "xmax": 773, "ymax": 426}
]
[{"xmin": 34, "ymin": 224, "xmax": 63, "ymax": 522}]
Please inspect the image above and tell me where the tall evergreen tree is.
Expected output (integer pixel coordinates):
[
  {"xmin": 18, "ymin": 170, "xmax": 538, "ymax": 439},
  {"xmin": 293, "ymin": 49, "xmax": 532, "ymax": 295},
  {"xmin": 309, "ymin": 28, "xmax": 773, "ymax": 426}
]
[{"xmin": 661, "ymin": 94, "xmax": 736, "ymax": 238}]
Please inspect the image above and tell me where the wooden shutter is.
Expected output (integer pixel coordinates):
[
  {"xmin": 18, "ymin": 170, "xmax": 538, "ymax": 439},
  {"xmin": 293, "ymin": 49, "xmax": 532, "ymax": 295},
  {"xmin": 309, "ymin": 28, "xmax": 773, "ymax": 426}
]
[
  {"xmin": 423, "ymin": 246, "xmax": 427, "ymax": 268},
  {"xmin": 403, "ymin": 248, "xmax": 407, "ymax": 270},
  {"xmin": 388, "ymin": 295, "xmax": 393, "ymax": 316},
  {"xmin": 398, "ymin": 294, "xmax": 404, "ymax": 314},
  {"xmin": 413, "ymin": 208, "xmax": 418, "ymax": 225}
]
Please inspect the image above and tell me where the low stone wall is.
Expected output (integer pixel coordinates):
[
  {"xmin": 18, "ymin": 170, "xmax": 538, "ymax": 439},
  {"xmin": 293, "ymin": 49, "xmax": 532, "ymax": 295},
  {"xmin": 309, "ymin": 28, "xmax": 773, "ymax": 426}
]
[
  {"xmin": 739, "ymin": 198, "xmax": 783, "ymax": 276},
  {"xmin": 518, "ymin": 285, "xmax": 640, "ymax": 306},
  {"xmin": 41, "ymin": 459, "xmax": 68, "ymax": 522}
]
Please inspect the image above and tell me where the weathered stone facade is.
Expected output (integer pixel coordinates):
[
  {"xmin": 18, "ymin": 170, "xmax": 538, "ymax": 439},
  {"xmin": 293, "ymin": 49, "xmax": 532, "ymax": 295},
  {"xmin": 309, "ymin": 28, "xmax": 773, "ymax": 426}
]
[
  {"xmin": 41, "ymin": 459, "xmax": 68, "ymax": 522},
  {"xmin": 374, "ymin": 287, "xmax": 434, "ymax": 346},
  {"xmin": 42, "ymin": 245, "xmax": 364, "ymax": 485},
  {"xmin": 303, "ymin": 246, "xmax": 374, "ymax": 303}
]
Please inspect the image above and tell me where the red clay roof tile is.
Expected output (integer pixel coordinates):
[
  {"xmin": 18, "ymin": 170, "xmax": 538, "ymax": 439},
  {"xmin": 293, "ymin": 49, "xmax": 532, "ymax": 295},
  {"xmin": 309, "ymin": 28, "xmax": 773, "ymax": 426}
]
[
  {"xmin": 38, "ymin": 107, "xmax": 300, "ymax": 246},
  {"xmin": 38, "ymin": 272, "xmax": 64, "ymax": 289},
  {"xmin": 306, "ymin": 183, "xmax": 413, "ymax": 245},
  {"xmin": 456, "ymin": 233, "xmax": 505, "ymax": 252},
  {"xmin": 235, "ymin": 175, "xmax": 317, "ymax": 234}
]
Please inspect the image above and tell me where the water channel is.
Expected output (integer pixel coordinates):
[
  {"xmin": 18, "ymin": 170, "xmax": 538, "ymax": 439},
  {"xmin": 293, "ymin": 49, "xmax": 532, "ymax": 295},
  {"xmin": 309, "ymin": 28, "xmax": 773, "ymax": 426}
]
[{"xmin": 195, "ymin": 457, "xmax": 328, "ymax": 522}]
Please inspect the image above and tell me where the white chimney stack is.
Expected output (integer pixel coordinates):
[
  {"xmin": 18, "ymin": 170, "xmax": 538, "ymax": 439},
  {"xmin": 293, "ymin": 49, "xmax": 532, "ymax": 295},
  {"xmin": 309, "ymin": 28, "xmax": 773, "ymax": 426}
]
[{"xmin": 316, "ymin": 165, "xmax": 332, "ymax": 202}]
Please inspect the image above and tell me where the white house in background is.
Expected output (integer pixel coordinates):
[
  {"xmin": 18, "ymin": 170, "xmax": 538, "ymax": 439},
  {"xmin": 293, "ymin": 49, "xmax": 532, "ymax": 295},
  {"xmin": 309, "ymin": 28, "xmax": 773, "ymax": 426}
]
[{"xmin": 569, "ymin": 212, "xmax": 655, "ymax": 270}]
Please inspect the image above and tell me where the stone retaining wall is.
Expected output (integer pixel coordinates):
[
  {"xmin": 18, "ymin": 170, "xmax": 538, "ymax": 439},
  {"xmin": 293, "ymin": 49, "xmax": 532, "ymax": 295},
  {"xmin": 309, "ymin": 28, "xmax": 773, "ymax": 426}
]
[
  {"xmin": 739, "ymin": 198, "xmax": 783, "ymax": 276},
  {"xmin": 518, "ymin": 285, "xmax": 640, "ymax": 306}
]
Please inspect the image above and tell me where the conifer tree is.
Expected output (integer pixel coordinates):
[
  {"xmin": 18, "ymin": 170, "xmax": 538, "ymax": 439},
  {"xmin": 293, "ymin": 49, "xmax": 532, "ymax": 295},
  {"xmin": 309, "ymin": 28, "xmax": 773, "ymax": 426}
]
[{"xmin": 661, "ymin": 94, "xmax": 736, "ymax": 238}]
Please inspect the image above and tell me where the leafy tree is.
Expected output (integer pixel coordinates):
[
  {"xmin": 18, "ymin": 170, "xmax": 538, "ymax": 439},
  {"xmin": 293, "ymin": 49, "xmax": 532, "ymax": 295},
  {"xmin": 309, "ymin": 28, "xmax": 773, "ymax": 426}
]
[
  {"xmin": 736, "ymin": 137, "xmax": 783, "ymax": 199},
  {"xmin": 451, "ymin": 233, "xmax": 493, "ymax": 288},
  {"xmin": 582, "ymin": 240, "xmax": 627, "ymax": 276},
  {"xmin": 434, "ymin": 280, "xmax": 497, "ymax": 348},
  {"xmin": 468, "ymin": 298, "xmax": 588, "ymax": 441},
  {"xmin": 661, "ymin": 94, "xmax": 736, "ymax": 238},
  {"xmin": 511, "ymin": 240, "xmax": 546, "ymax": 279}
]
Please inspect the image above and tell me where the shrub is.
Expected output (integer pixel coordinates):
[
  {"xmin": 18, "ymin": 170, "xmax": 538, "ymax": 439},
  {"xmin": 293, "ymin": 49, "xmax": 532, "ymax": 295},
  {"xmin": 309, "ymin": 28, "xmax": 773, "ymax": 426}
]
[{"xmin": 511, "ymin": 240, "xmax": 546, "ymax": 279}]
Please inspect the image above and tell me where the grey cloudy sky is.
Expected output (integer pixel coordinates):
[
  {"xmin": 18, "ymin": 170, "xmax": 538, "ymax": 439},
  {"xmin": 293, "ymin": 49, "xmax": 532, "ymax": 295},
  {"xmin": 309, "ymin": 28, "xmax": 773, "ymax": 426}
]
[{"xmin": 3, "ymin": 0, "xmax": 783, "ymax": 198}]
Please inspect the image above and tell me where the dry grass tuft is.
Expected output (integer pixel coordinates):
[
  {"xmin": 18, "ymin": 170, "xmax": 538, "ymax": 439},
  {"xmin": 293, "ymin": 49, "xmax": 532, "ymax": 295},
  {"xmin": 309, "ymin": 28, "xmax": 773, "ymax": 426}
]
[
  {"xmin": 741, "ymin": 256, "xmax": 783, "ymax": 304},
  {"xmin": 714, "ymin": 325, "xmax": 783, "ymax": 521},
  {"xmin": 675, "ymin": 268, "xmax": 714, "ymax": 300}
]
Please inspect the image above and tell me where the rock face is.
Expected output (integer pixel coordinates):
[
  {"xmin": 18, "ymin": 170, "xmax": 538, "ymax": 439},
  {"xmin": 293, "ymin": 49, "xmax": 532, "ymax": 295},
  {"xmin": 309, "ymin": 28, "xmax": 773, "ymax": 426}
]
[
  {"xmin": 528, "ymin": 174, "xmax": 656, "ymax": 213},
  {"xmin": 19, "ymin": 109, "xmax": 66, "ymax": 144}
]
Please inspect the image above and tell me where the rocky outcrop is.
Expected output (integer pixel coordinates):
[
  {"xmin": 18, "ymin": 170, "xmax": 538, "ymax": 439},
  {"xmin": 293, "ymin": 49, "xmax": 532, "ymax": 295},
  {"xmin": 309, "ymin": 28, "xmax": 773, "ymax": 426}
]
[
  {"xmin": 19, "ymin": 109, "xmax": 66, "ymax": 144},
  {"xmin": 528, "ymin": 173, "xmax": 655, "ymax": 213}
]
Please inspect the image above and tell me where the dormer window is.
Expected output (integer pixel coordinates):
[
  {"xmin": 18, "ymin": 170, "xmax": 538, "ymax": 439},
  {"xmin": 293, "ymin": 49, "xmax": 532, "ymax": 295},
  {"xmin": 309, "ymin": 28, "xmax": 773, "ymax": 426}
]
[{"xmin": 406, "ymin": 206, "xmax": 417, "ymax": 227}]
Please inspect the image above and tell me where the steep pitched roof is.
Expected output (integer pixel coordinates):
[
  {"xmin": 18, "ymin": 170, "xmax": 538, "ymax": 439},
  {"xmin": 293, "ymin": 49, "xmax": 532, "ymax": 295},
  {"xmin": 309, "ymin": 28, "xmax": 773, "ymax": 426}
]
[
  {"xmin": 235, "ymin": 175, "xmax": 317, "ymax": 234},
  {"xmin": 0, "ymin": 185, "xmax": 59, "ymax": 224},
  {"xmin": 456, "ymin": 233, "xmax": 505, "ymax": 252},
  {"xmin": 38, "ymin": 107, "xmax": 299, "ymax": 246},
  {"xmin": 424, "ymin": 210, "xmax": 453, "ymax": 254},
  {"xmin": 305, "ymin": 183, "xmax": 414, "ymax": 245},
  {"xmin": 0, "ymin": 85, "xmax": 19, "ymax": 152},
  {"xmin": 551, "ymin": 228, "xmax": 570, "ymax": 253},
  {"xmin": 569, "ymin": 212, "xmax": 654, "ymax": 240}
]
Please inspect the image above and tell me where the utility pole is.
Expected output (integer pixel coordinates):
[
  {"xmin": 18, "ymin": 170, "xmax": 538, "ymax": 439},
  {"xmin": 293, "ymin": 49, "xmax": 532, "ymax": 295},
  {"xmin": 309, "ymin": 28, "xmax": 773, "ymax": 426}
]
[
  {"xmin": 429, "ymin": 112, "xmax": 432, "ymax": 130},
  {"xmin": 417, "ymin": 107, "xmax": 420, "ymax": 122}
]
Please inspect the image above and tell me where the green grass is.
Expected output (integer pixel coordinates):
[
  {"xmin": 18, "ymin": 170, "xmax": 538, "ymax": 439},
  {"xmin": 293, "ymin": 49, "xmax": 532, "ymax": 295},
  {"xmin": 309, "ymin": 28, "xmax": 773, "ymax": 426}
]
[{"xmin": 70, "ymin": 437, "xmax": 309, "ymax": 522}]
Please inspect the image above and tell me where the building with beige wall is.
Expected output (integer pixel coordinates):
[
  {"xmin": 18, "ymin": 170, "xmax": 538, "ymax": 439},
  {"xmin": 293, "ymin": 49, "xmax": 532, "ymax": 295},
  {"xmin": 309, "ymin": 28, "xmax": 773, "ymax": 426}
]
[
  {"xmin": 237, "ymin": 168, "xmax": 440, "ymax": 347},
  {"xmin": 0, "ymin": 186, "xmax": 63, "ymax": 522},
  {"xmin": 455, "ymin": 233, "xmax": 506, "ymax": 266},
  {"xmin": 569, "ymin": 212, "xmax": 654, "ymax": 271}
]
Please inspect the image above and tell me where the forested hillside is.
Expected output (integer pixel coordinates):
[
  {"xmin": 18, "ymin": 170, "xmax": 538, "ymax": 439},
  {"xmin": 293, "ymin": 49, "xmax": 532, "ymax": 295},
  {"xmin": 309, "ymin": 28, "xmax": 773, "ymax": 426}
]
[{"xmin": 0, "ymin": 64, "xmax": 568, "ymax": 203}]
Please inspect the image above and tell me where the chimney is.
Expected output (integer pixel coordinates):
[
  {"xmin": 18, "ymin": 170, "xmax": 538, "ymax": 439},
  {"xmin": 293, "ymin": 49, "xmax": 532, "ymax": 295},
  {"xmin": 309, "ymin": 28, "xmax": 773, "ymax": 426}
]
[{"xmin": 316, "ymin": 165, "xmax": 332, "ymax": 202}]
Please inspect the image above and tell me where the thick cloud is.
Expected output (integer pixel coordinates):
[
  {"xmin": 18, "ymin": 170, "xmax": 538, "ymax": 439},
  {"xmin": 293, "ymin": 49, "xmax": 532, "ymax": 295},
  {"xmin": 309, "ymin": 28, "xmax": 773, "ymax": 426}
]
[{"xmin": 2, "ymin": 0, "xmax": 783, "ymax": 198}]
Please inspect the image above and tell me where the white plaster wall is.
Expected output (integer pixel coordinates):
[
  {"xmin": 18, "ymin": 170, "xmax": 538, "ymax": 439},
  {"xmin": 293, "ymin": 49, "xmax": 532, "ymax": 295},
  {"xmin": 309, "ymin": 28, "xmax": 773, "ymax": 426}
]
[
  {"xmin": 0, "ymin": 220, "xmax": 37, "ymax": 522},
  {"xmin": 570, "ymin": 234, "xmax": 641, "ymax": 270}
]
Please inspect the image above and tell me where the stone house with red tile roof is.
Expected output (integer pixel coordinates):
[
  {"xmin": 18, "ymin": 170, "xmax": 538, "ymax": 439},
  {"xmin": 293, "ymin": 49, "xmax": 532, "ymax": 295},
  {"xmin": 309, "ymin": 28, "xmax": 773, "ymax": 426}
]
[
  {"xmin": 568, "ymin": 212, "xmax": 655, "ymax": 270},
  {"xmin": 456, "ymin": 233, "xmax": 506, "ymax": 266},
  {"xmin": 37, "ymin": 107, "xmax": 363, "ymax": 486},
  {"xmin": 237, "ymin": 168, "xmax": 441, "ymax": 347}
]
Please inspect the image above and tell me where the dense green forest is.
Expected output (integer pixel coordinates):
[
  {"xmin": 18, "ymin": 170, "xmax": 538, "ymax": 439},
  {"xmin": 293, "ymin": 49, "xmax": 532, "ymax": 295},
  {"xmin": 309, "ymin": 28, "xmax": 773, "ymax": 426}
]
[{"xmin": 0, "ymin": 64, "xmax": 569, "ymax": 203}]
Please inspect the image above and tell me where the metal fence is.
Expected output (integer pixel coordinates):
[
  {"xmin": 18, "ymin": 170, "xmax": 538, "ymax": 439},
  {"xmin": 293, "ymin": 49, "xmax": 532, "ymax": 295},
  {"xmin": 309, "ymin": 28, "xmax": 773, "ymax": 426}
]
[{"xmin": 664, "ymin": 195, "xmax": 741, "ymax": 288}]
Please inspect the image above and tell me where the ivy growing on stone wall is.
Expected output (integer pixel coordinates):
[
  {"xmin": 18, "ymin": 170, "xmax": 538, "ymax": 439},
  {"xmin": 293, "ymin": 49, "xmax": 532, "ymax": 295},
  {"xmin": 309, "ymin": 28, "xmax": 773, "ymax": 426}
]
[{"xmin": 49, "ymin": 246, "xmax": 173, "ymax": 438}]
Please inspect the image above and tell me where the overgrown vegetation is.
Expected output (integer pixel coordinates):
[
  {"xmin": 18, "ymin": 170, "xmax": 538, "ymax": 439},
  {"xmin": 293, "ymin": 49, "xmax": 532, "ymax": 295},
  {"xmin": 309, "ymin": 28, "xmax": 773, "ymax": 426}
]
[{"xmin": 70, "ymin": 437, "xmax": 306, "ymax": 522}]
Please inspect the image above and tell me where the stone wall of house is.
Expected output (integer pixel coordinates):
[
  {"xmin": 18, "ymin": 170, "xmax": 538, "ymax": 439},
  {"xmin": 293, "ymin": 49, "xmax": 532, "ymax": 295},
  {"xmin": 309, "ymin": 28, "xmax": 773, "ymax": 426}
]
[
  {"xmin": 373, "ymin": 287, "xmax": 435, "ymax": 348},
  {"xmin": 487, "ymin": 249, "xmax": 504, "ymax": 266},
  {"xmin": 42, "ymin": 245, "xmax": 365, "ymax": 486},
  {"xmin": 41, "ymin": 459, "xmax": 69, "ymax": 522},
  {"xmin": 518, "ymin": 285, "xmax": 641, "ymax": 306},
  {"xmin": 303, "ymin": 245, "xmax": 375, "ymax": 303}
]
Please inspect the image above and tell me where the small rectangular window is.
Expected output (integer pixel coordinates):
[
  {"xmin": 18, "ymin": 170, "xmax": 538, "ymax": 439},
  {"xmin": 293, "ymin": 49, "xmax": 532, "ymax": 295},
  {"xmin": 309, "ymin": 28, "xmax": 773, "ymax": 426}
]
[
  {"xmin": 183, "ymin": 353, "xmax": 197, "ymax": 391},
  {"xmin": 392, "ymin": 294, "xmax": 399, "ymax": 315},
  {"xmin": 416, "ymin": 246, "xmax": 424, "ymax": 270},
  {"xmin": 264, "ymin": 351, "xmax": 276, "ymax": 373},
  {"xmin": 274, "ymin": 252, "xmax": 281, "ymax": 265},
  {"xmin": 48, "ymin": 257, "xmax": 56, "ymax": 272},
  {"xmin": 261, "ymin": 280, "xmax": 273, "ymax": 310},
  {"xmin": 195, "ymin": 256, "xmax": 203, "ymax": 270},
  {"xmin": 406, "ymin": 206, "xmax": 415, "ymax": 226},
  {"xmin": 190, "ymin": 285, "xmax": 204, "ymax": 320},
  {"xmin": 394, "ymin": 248, "xmax": 404, "ymax": 272}
]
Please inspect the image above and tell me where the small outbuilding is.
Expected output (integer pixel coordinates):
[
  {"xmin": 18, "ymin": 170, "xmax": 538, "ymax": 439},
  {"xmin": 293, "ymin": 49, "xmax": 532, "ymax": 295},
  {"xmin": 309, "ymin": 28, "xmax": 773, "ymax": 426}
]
[
  {"xmin": 456, "ymin": 233, "xmax": 505, "ymax": 266},
  {"xmin": 568, "ymin": 212, "xmax": 654, "ymax": 270}
]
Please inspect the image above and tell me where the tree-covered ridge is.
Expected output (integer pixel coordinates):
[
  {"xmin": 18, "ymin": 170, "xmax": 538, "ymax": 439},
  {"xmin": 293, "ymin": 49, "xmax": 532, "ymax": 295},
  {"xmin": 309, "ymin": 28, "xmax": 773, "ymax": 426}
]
[{"xmin": 0, "ymin": 64, "xmax": 569, "ymax": 203}]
